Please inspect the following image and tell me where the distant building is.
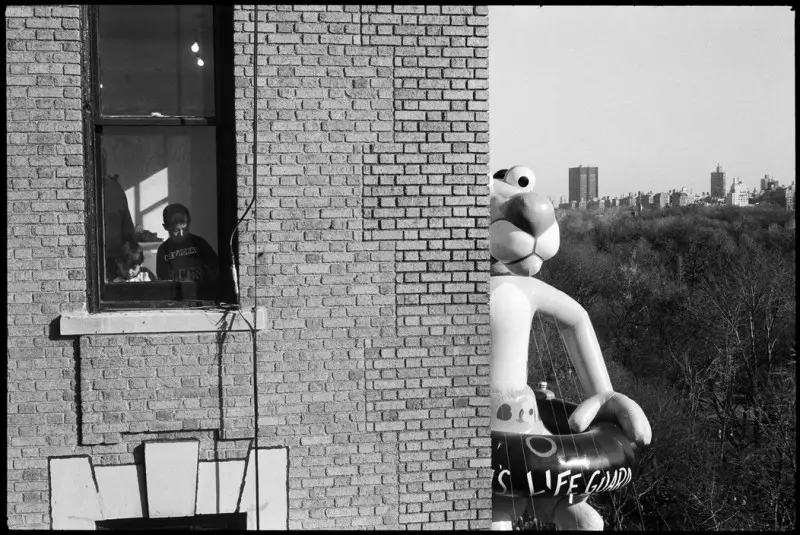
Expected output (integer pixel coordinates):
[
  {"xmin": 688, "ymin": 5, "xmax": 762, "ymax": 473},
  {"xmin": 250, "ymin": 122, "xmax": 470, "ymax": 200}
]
[
  {"xmin": 760, "ymin": 174, "xmax": 779, "ymax": 192},
  {"xmin": 637, "ymin": 192, "xmax": 653, "ymax": 209},
  {"xmin": 652, "ymin": 192, "xmax": 668, "ymax": 208},
  {"xmin": 686, "ymin": 190, "xmax": 702, "ymax": 205},
  {"xmin": 587, "ymin": 198, "xmax": 604, "ymax": 211},
  {"xmin": 670, "ymin": 188, "xmax": 689, "ymax": 207},
  {"xmin": 784, "ymin": 183, "xmax": 795, "ymax": 210},
  {"xmin": 726, "ymin": 179, "xmax": 749, "ymax": 207},
  {"xmin": 568, "ymin": 165, "xmax": 599, "ymax": 203},
  {"xmin": 710, "ymin": 163, "xmax": 726, "ymax": 199}
]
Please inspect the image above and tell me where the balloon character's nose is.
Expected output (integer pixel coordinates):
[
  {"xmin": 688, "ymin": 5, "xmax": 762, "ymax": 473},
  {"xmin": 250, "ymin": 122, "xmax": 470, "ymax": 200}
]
[
  {"xmin": 490, "ymin": 188, "xmax": 560, "ymax": 277},
  {"xmin": 501, "ymin": 191, "xmax": 556, "ymax": 239}
]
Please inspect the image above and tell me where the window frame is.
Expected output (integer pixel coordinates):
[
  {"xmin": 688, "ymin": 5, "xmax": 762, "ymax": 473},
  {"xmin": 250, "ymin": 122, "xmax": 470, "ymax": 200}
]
[{"xmin": 83, "ymin": 5, "xmax": 238, "ymax": 312}]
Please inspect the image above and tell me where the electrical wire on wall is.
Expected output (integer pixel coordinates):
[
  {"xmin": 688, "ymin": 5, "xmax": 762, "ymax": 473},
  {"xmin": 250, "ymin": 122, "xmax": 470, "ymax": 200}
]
[{"xmin": 222, "ymin": 4, "xmax": 261, "ymax": 528}]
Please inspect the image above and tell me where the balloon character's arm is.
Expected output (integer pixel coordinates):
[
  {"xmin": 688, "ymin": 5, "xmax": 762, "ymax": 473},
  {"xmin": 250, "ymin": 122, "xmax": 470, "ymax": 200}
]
[
  {"xmin": 523, "ymin": 277, "xmax": 613, "ymax": 397},
  {"xmin": 506, "ymin": 275, "xmax": 653, "ymax": 446}
]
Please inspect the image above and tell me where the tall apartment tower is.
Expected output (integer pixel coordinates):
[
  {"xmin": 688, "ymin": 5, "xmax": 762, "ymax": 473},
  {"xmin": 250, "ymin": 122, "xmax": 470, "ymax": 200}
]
[
  {"xmin": 710, "ymin": 164, "xmax": 726, "ymax": 198},
  {"xmin": 568, "ymin": 165, "xmax": 599, "ymax": 203}
]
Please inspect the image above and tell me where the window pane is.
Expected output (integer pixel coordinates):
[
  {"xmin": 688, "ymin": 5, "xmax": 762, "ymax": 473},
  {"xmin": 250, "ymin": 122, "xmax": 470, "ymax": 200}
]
[
  {"xmin": 100, "ymin": 126, "xmax": 219, "ymax": 287},
  {"xmin": 97, "ymin": 5, "xmax": 215, "ymax": 117}
]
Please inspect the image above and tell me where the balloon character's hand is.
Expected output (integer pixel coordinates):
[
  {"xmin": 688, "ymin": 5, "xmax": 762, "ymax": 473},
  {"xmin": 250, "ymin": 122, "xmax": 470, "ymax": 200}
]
[{"xmin": 568, "ymin": 391, "xmax": 652, "ymax": 447}]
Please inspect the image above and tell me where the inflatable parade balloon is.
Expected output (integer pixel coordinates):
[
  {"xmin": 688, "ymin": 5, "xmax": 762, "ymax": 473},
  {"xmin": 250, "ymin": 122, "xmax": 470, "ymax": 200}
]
[{"xmin": 489, "ymin": 166, "xmax": 652, "ymax": 531}]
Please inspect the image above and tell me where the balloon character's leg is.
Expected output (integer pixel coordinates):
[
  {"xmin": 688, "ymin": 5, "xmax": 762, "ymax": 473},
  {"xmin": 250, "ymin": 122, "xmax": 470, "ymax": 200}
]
[
  {"xmin": 552, "ymin": 497, "xmax": 603, "ymax": 531},
  {"xmin": 491, "ymin": 494, "xmax": 530, "ymax": 531}
]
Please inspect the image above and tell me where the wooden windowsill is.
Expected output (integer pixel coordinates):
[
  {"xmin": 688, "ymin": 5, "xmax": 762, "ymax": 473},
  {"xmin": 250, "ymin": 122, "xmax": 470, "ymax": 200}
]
[{"xmin": 59, "ymin": 307, "xmax": 266, "ymax": 335}]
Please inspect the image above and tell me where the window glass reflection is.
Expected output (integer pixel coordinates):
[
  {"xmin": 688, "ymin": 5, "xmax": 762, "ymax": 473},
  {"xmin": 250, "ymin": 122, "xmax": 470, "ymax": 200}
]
[
  {"xmin": 97, "ymin": 5, "xmax": 215, "ymax": 117},
  {"xmin": 101, "ymin": 126, "xmax": 218, "ymax": 282}
]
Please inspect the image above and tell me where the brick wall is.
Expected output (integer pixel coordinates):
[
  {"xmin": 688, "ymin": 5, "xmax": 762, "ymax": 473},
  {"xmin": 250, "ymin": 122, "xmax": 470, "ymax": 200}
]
[
  {"xmin": 7, "ymin": 5, "xmax": 87, "ymax": 529},
  {"xmin": 360, "ymin": 5, "xmax": 492, "ymax": 528},
  {"xmin": 6, "ymin": 4, "xmax": 490, "ymax": 530}
]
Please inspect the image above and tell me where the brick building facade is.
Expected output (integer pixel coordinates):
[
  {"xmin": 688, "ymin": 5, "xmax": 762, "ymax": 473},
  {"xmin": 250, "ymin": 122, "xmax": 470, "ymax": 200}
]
[{"xmin": 6, "ymin": 5, "xmax": 492, "ymax": 529}]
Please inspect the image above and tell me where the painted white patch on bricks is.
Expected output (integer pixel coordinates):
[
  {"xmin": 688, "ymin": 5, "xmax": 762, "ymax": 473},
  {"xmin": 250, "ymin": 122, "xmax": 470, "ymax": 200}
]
[
  {"xmin": 144, "ymin": 440, "xmax": 199, "ymax": 518},
  {"xmin": 196, "ymin": 460, "xmax": 245, "ymax": 515},
  {"xmin": 95, "ymin": 464, "xmax": 145, "ymax": 520},
  {"xmin": 238, "ymin": 448, "xmax": 288, "ymax": 530},
  {"xmin": 49, "ymin": 457, "xmax": 103, "ymax": 530}
]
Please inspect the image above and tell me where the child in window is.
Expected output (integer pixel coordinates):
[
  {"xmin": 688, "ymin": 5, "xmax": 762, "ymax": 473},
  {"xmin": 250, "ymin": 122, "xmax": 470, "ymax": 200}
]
[
  {"xmin": 112, "ymin": 240, "xmax": 157, "ymax": 283},
  {"xmin": 156, "ymin": 203, "xmax": 219, "ymax": 283}
]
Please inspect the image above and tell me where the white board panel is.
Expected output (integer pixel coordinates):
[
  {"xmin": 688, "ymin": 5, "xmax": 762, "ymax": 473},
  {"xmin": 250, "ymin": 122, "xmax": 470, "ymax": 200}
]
[
  {"xmin": 144, "ymin": 440, "xmax": 200, "ymax": 518},
  {"xmin": 95, "ymin": 464, "xmax": 145, "ymax": 520},
  {"xmin": 50, "ymin": 457, "xmax": 103, "ymax": 530},
  {"xmin": 238, "ymin": 448, "xmax": 288, "ymax": 530},
  {"xmin": 196, "ymin": 460, "xmax": 246, "ymax": 515}
]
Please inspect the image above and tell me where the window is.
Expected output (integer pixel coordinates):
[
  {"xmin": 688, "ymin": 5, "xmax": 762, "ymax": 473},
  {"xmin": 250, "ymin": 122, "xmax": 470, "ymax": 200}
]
[{"xmin": 86, "ymin": 5, "xmax": 237, "ymax": 310}]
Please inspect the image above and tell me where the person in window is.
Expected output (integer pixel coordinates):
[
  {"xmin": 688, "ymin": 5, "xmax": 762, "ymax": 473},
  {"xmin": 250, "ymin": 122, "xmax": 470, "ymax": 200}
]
[
  {"xmin": 112, "ymin": 240, "xmax": 157, "ymax": 283},
  {"xmin": 104, "ymin": 173, "xmax": 136, "ymax": 282},
  {"xmin": 156, "ymin": 203, "xmax": 219, "ymax": 283}
]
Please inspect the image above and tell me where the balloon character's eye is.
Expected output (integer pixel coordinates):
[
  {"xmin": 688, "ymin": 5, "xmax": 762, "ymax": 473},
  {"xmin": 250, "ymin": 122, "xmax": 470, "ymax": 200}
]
[
  {"xmin": 518, "ymin": 176, "xmax": 529, "ymax": 188},
  {"xmin": 529, "ymin": 408, "xmax": 534, "ymax": 416}
]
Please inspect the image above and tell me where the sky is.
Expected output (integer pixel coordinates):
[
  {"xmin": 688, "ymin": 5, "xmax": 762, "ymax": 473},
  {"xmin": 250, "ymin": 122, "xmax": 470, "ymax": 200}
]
[{"xmin": 489, "ymin": 6, "xmax": 795, "ymax": 201}]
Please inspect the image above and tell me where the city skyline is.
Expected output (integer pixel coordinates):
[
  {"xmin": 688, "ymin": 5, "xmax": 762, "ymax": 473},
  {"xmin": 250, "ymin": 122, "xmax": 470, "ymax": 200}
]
[
  {"xmin": 555, "ymin": 162, "xmax": 789, "ymax": 202},
  {"xmin": 489, "ymin": 6, "xmax": 795, "ymax": 202}
]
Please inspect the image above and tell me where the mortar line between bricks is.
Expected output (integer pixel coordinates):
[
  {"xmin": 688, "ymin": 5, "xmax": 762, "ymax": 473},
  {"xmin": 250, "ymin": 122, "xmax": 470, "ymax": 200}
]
[
  {"xmin": 391, "ymin": 47, "xmax": 400, "ymax": 343},
  {"xmin": 385, "ymin": 28, "xmax": 394, "ymax": 527},
  {"xmin": 391, "ymin": 44, "xmax": 397, "ymax": 135},
  {"xmin": 358, "ymin": 4, "xmax": 363, "ymax": 46},
  {"xmin": 358, "ymin": 6, "xmax": 368, "ymax": 444},
  {"xmin": 390, "ymin": 18, "xmax": 401, "ymax": 524}
]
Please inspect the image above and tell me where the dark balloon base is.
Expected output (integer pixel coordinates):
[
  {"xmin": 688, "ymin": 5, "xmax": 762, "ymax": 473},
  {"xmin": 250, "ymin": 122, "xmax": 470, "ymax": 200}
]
[{"xmin": 492, "ymin": 398, "xmax": 640, "ymax": 497}]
